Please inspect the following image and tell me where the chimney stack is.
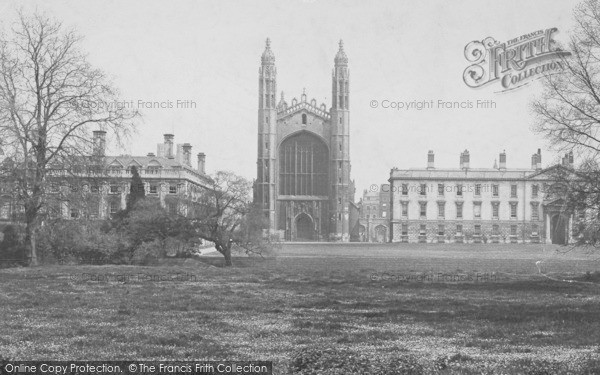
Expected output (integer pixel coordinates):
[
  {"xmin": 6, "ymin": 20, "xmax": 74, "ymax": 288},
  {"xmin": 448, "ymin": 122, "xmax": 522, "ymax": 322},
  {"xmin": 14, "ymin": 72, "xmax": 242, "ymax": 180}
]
[
  {"xmin": 531, "ymin": 153, "xmax": 538, "ymax": 170},
  {"xmin": 92, "ymin": 130, "xmax": 107, "ymax": 157},
  {"xmin": 460, "ymin": 150, "xmax": 470, "ymax": 169},
  {"xmin": 197, "ymin": 152, "xmax": 206, "ymax": 174},
  {"xmin": 561, "ymin": 151, "xmax": 574, "ymax": 168},
  {"xmin": 164, "ymin": 134, "xmax": 174, "ymax": 159},
  {"xmin": 499, "ymin": 150, "xmax": 506, "ymax": 170},
  {"xmin": 537, "ymin": 148, "xmax": 542, "ymax": 169},
  {"xmin": 569, "ymin": 150, "xmax": 573, "ymax": 166},
  {"xmin": 183, "ymin": 143, "xmax": 192, "ymax": 166},
  {"xmin": 175, "ymin": 144, "xmax": 183, "ymax": 163},
  {"xmin": 427, "ymin": 150, "xmax": 434, "ymax": 169}
]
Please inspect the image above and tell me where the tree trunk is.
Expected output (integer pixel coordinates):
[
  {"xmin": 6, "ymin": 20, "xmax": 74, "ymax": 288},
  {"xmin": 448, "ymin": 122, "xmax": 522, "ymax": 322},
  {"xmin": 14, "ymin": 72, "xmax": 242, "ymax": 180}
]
[
  {"xmin": 223, "ymin": 245, "xmax": 233, "ymax": 267},
  {"xmin": 25, "ymin": 221, "xmax": 38, "ymax": 266},
  {"xmin": 214, "ymin": 240, "xmax": 234, "ymax": 267},
  {"xmin": 28, "ymin": 156, "xmax": 45, "ymax": 267},
  {"xmin": 30, "ymin": 229, "xmax": 37, "ymax": 266},
  {"xmin": 214, "ymin": 242, "xmax": 232, "ymax": 267}
]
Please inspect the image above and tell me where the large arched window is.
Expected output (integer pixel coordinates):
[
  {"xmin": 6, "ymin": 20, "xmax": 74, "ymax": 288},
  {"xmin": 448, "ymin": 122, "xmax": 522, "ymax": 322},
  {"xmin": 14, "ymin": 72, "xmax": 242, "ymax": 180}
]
[{"xmin": 279, "ymin": 132, "xmax": 328, "ymax": 196}]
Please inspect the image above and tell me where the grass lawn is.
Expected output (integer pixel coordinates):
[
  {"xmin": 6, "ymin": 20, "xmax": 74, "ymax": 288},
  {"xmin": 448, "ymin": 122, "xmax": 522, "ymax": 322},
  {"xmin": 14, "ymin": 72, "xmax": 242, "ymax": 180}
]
[{"xmin": 1, "ymin": 243, "xmax": 600, "ymax": 374}]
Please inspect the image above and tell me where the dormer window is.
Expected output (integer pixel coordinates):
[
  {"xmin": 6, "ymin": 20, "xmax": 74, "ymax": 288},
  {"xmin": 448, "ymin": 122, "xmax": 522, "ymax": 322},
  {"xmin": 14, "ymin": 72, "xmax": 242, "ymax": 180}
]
[
  {"xmin": 108, "ymin": 165, "xmax": 121, "ymax": 174},
  {"xmin": 146, "ymin": 160, "xmax": 162, "ymax": 174}
]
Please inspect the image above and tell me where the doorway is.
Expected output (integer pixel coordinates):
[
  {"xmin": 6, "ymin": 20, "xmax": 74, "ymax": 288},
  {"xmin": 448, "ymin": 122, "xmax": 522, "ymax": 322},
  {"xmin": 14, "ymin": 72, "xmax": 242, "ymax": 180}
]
[
  {"xmin": 550, "ymin": 214, "xmax": 567, "ymax": 245},
  {"xmin": 295, "ymin": 213, "xmax": 314, "ymax": 241},
  {"xmin": 375, "ymin": 225, "xmax": 387, "ymax": 243}
]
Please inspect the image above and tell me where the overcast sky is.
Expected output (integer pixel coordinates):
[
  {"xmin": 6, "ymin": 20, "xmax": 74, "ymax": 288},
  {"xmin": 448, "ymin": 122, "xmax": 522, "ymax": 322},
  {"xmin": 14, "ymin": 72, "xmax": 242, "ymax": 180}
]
[{"xmin": 1, "ymin": 0, "xmax": 583, "ymax": 194}]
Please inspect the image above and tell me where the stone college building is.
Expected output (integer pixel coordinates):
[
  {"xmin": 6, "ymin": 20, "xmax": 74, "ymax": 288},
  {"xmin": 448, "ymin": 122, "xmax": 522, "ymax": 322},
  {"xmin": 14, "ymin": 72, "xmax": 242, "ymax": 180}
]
[
  {"xmin": 389, "ymin": 150, "xmax": 574, "ymax": 245},
  {"xmin": 0, "ymin": 132, "xmax": 211, "ymax": 226}
]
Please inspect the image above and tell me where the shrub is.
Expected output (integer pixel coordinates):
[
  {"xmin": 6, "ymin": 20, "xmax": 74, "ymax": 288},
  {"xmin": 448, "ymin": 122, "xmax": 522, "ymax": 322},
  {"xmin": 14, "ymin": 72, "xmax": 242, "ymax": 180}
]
[
  {"xmin": 115, "ymin": 199, "xmax": 198, "ymax": 256},
  {"xmin": 1, "ymin": 225, "xmax": 19, "ymax": 247},
  {"xmin": 37, "ymin": 220, "xmax": 131, "ymax": 264},
  {"xmin": 76, "ymin": 223, "xmax": 132, "ymax": 264},
  {"xmin": 37, "ymin": 220, "xmax": 81, "ymax": 264},
  {"xmin": 36, "ymin": 200, "xmax": 199, "ymax": 265},
  {"xmin": 165, "ymin": 237, "xmax": 199, "ymax": 258},
  {"xmin": 131, "ymin": 239, "xmax": 165, "ymax": 265},
  {"xmin": 0, "ymin": 225, "xmax": 27, "ymax": 267}
]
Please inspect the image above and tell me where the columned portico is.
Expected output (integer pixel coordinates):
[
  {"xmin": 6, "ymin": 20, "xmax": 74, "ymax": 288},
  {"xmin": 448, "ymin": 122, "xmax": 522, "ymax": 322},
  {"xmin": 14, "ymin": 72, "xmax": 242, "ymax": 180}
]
[{"xmin": 543, "ymin": 200, "xmax": 571, "ymax": 245}]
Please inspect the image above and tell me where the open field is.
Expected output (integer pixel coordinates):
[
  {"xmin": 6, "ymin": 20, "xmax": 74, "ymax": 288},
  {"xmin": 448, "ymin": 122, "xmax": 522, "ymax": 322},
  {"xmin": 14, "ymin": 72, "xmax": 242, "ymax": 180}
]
[{"xmin": 1, "ymin": 243, "xmax": 600, "ymax": 374}]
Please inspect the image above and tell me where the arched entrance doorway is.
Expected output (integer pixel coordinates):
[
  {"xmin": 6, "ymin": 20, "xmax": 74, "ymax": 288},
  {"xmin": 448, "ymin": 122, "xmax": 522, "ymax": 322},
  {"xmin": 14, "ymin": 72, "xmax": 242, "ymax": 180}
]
[
  {"xmin": 550, "ymin": 214, "xmax": 568, "ymax": 245},
  {"xmin": 375, "ymin": 225, "xmax": 387, "ymax": 243},
  {"xmin": 295, "ymin": 213, "xmax": 314, "ymax": 241}
]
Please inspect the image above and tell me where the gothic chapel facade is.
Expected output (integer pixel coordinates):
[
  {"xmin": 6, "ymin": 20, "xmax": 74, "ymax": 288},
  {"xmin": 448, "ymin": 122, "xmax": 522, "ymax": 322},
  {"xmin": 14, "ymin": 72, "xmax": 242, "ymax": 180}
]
[{"xmin": 254, "ymin": 39, "xmax": 355, "ymax": 241}]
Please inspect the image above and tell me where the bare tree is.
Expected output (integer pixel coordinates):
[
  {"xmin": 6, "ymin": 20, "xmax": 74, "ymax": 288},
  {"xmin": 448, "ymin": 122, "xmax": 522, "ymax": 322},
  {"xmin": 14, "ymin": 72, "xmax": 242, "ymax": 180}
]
[
  {"xmin": 530, "ymin": 0, "xmax": 600, "ymax": 248},
  {"xmin": 192, "ymin": 171, "xmax": 275, "ymax": 267},
  {"xmin": 532, "ymin": 0, "xmax": 600, "ymax": 156},
  {"xmin": 0, "ymin": 11, "xmax": 137, "ymax": 265}
]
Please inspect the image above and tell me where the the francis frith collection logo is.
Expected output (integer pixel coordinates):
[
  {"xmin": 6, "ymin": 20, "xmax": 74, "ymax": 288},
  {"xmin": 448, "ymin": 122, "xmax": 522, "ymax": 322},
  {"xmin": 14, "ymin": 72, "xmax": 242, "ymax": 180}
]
[{"xmin": 463, "ymin": 28, "xmax": 571, "ymax": 91}]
